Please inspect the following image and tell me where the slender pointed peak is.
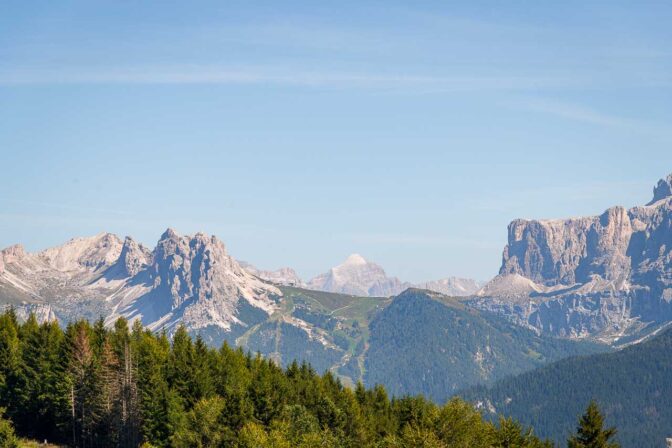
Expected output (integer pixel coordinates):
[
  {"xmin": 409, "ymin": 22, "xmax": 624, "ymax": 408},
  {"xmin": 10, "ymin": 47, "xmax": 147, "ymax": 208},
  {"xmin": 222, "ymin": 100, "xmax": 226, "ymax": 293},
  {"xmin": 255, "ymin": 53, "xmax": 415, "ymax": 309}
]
[
  {"xmin": 160, "ymin": 227, "xmax": 180, "ymax": 240},
  {"xmin": 647, "ymin": 172, "xmax": 672, "ymax": 206}
]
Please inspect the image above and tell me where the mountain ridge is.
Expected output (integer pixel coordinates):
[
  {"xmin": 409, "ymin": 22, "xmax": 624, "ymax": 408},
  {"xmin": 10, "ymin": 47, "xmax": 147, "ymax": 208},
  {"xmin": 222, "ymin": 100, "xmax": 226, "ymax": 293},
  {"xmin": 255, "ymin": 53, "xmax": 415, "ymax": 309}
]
[{"xmin": 472, "ymin": 172, "xmax": 672, "ymax": 343}]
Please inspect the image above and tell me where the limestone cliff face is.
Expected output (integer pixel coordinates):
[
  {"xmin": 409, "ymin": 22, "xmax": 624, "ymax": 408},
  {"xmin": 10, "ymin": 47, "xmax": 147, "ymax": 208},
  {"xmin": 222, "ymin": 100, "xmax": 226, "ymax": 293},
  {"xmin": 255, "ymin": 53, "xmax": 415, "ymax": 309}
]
[
  {"xmin": 110, "ymin": 229, "xmax": 281, "ymax": 332},
  {"xmin": 476, "ymin": 173, "xmax": 672, "ymax": 344},
  {"xmin": 501, "ymin": 206, "xmax": 633, "ymax": 286}
]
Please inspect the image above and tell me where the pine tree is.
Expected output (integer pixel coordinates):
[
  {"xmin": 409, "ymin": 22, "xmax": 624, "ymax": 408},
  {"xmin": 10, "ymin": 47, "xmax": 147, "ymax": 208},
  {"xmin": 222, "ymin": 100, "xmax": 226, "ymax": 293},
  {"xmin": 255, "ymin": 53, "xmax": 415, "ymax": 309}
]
[
  {"xmin": 0, "ymin": 407, "xmax": 19, "ymax": 448},
  {"xmin": 568, "ymin": 401, "xmax": 620, "ymax": 448},
  {"xmin": 171, "ymin": 396, "xmax": 225, "ymax": 447},
  {"xmin": 67, "ymin": 321, "xmax": 104, "ymax": 448},
  {"xmin": 0, "ymin": 312, "xmax": 20, "ymax": 413},
  {"xmin": 98, "ymin": 337, "xmax": 121, "ymax": 447},
  {"xmin": 191, "ymin": 335, "xmax": 215, "ymax": 402},
  {"xmin": 111, "ymin": 318, "xmax": 141, "ymax": 447},
  {"xmin": 167, "ymin": 327, "xmax": 195, "ymax": 407},
  {"xmin": 136, "ymin": 328, "xmax": 185, "ymax": 446}
]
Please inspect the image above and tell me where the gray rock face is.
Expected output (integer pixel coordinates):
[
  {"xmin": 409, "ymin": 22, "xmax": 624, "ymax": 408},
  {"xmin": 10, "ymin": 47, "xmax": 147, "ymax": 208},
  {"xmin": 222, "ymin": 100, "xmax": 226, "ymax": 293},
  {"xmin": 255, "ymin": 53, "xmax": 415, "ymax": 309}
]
[
  {"xmin": 116, "ymin": 237, "xmax": 151, "ymax": 277},
  {"xmin": 474, "ymin": 173, "xmax": 672, "ymax": 343},
  {"xmin": 501, "ymin": 206, "xmax": 633, "ymax": 286}
]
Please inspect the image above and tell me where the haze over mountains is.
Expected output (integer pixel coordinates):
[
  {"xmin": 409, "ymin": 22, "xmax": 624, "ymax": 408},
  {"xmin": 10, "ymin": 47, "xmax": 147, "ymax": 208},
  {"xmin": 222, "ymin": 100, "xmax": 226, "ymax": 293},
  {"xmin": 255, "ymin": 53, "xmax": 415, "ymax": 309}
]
[
  {"xmin": 1, "ymin": 172, "xmax": 672, "ymax": 415},
  {"xmin": 244, "ymin": 253, "xmax": 482, "ymax": 297}
]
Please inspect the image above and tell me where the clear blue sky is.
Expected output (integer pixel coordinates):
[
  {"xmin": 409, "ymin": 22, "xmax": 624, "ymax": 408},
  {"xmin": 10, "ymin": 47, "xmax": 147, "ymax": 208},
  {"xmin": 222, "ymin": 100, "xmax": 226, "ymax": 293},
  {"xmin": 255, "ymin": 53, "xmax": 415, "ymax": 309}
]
[{"xmin": 1, "ymin": 1, "xmax": 671, "ymax": 282}]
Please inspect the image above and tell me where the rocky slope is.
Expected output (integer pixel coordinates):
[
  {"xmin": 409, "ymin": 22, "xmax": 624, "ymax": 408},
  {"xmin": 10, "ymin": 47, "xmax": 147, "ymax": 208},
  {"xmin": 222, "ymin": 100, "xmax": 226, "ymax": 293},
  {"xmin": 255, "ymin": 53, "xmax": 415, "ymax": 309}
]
[
  {"xmin": 307, "ymin": 254, "xmax": 411, "ymax": 297},
  {"xmin": 472, "ymin": 173, "xmax": 672, "ymax": 344}
]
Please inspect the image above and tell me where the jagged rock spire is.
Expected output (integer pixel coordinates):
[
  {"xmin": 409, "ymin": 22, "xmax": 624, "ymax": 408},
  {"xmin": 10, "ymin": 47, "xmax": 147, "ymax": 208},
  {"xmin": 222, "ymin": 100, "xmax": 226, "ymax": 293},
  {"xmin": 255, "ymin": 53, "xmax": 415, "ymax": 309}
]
[{"xmin": 647, "ymin": 173, "xmax": 672, "ymax": 205}]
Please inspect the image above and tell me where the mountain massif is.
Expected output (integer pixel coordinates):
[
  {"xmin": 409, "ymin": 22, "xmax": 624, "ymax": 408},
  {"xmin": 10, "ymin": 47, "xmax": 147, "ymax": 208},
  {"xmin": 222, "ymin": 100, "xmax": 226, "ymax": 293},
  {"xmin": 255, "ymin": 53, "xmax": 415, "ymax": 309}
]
[
  {"xmin": 473, "ymin": 173, "xmax": 672, "ymax": 344},
  {"xmin": 0, "ymin": 229, "xmax": 281, "ymax": 342}
]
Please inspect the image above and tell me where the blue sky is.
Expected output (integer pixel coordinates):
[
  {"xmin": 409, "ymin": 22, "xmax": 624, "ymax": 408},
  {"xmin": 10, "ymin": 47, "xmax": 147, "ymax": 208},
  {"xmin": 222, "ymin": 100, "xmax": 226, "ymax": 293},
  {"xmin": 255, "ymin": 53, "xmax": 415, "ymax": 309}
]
[{"xmin": 1, "ymin": 1, "xmax": 671, "ymax": 282}]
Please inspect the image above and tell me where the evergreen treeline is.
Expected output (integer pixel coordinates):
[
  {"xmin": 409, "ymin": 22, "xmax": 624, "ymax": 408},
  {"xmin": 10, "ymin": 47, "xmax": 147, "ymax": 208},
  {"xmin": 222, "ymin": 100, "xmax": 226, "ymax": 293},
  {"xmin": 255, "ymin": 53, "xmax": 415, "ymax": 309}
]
[{"xmin": 0, "ymin": 309, "xmax": 556, "ymax": 448}]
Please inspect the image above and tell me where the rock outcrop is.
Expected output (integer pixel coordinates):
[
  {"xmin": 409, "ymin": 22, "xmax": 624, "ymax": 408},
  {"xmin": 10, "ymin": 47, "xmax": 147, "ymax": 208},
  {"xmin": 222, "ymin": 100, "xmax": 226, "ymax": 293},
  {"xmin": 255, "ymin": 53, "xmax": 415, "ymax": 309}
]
[
  {"xmin": 474, "ymin": 173, "xmax": 672, "ymax": 343},
  {"xmin": 647, "ymin": 173, "xmax": 672, "ymax": 205},
  {"xmin": 120, "ymin": 229, "xmax": 280, "ymax": 332},
  {"xmin": 115, "ymin": 237, "xmax": 152, "ymax": 277}
]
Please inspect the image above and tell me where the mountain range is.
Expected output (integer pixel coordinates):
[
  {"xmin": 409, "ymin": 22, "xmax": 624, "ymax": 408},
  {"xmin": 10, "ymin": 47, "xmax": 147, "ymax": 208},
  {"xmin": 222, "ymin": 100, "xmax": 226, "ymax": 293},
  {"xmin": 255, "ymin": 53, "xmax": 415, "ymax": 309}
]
[
  {"xmin": 242, "ymin": 253, "xmax": 482, "ymax": 297},
  {"xmin": 1, "ymin": 171, "xmax": 672, "ymax": 434},
  {"xmin": 0, "ymin": 230, "xmax": 599, "ymax": 397}
]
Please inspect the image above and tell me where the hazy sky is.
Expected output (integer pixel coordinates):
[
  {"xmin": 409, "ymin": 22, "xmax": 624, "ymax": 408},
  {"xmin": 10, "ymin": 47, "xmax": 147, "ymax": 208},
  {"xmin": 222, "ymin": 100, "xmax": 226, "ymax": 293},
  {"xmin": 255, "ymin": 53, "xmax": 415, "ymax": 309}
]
[{"xmin": 1, "ymin": 1, "xmax": 671, "ymax": 282}]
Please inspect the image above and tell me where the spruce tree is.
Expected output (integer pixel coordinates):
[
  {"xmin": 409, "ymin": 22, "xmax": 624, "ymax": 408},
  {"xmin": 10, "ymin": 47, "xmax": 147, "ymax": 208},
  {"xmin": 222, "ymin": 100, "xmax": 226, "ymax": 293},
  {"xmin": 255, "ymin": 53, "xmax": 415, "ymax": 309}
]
[
  {"xmin": 568, "ymin": 401, "xmax": 619, "ymax": 448},
  {"xmin": 0, "ymin": 312, "xmax": 20, "ymax": 413},
  {"xmin": 0, "ymin": 407, "xmax": 19, "ymax": 448}
]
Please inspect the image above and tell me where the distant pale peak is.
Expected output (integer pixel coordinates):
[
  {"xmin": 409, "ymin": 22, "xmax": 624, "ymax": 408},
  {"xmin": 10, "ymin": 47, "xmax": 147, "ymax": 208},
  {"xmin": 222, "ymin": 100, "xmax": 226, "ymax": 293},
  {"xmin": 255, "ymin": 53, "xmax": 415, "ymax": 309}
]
[{"xmin": 343, "ymin": 253, "xmax": 368, "ymax": 266}]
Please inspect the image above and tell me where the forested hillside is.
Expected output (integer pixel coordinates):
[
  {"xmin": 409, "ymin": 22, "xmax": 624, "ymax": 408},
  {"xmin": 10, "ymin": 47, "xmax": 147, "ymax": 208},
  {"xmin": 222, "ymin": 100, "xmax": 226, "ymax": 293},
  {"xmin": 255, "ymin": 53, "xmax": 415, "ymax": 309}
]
[
  {"xmin": 0, "ymin": 309, "xmax": 558, "ymax": 447},
  {"xmin": 461, "ymin": 326, "xmax": 672, "ymax": 447},
  {"xmin": 365, "ymin": 289, "xmax": 606, "ymax": 403}
]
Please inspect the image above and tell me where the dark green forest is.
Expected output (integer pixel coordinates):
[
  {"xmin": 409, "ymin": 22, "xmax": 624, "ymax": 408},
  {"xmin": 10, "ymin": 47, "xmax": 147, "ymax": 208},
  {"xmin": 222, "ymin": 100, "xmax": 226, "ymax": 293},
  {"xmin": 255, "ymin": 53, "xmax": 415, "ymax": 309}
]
[
  {"xmin": 365, "ymin": 289, "xmax": 606, "ymax": 402},
  {"xmin": 0, "ymin": 309, "xmax": 564, "ymax": 447},
  {"xmin": 461, "ymin": 326, "xmax": 672, "ymax": 447}
]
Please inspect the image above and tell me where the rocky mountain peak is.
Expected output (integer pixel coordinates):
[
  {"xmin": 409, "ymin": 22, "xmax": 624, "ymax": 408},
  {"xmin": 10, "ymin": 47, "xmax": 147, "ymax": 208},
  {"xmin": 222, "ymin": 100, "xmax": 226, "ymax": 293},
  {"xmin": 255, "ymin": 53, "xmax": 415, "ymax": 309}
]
[
  {"xmin": 647, "ymin": 173, "xmax": 672, "ymax": 205},
  {"xmin": 343, "ymin": 253, "xmax": 368, "ymax": 266},
  {"xmin": 117, "ymin": 236, "xmax": 151, "ymax": 277},
  {"xmin": 308, "ymin": 254, "xmax": 410, "ymax": 297},
  {"xmin": 147, "ymin": 229, "xmax": 277, "ymax": 314},
  {"xmin": 39, "ymin": 232, "xmax": 123, "ymax": 272},
  {"xmin": 160, "ymin": 227, "xmax": 180, "ymax": 240}
]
